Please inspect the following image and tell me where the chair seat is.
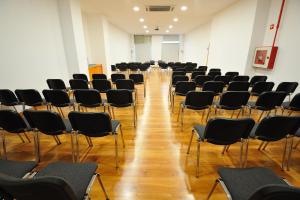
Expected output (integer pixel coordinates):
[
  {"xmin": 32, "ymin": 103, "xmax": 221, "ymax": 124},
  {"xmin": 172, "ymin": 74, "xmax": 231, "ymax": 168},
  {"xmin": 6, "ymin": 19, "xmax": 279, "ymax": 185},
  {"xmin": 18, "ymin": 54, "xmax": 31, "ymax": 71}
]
[
  {"xmin": 0, "ymin": 160, "xmax": 37, "ymax": 178},
  {"xmin": 193, "ymin": 124, "xmax": 206, "ymax": 140},
  {"xmin": 111, "ymin": 120, "xmax": 120, "ymax": 133},
  {"xmin": 295, "ymin": 128, "xmax": 300, "ymax": 137},
  {"xmin": 36, "ymin": 162, "xmax": 97, "ymax": 200},
  {"xmin": 282, "ymin": 101, "xmax": 300, "ymax": 111},
  {"xmin": 55, "ymin": 99, "xmax": 76, "ymax": 108},
  {"xmin": 248, "ymin": 101, "xmax": 274, "ymax": 111},
  {"xmin": 214, "ymin": 102, "xmax": 242, "ymax": 110},
  {"xmin": 218, "ymin": 167, "xmax": 287, "ymax": 200},
  {"xmin": 181, "ymin": 101, "xmax": 209, "ymax": 110}
]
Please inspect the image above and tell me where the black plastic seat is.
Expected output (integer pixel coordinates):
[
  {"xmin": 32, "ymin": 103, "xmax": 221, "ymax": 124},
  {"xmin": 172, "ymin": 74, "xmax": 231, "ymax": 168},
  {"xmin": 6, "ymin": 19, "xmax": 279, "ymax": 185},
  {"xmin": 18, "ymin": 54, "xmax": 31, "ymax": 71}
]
[
  {"xmin": 46, "ymin": 79, "xmax": 68, "ymax": 90},
  {"xmin": 232, "ymin": 75, "xmax": 250, "ymax": 82},
  {"xmin": 207, "ymin": 167, "xmax": 300, "ymax": 200},
  {"xmin": 129, "ymin": 74, "xmax": 146, "ymax": 97},
  {"xmin": 0, "ymin": 159, "xmax": 36, "ymax": 178},
  {"xmin": 249, "ymin": 75, "xmax": 267, "ymax": 87},
  {"xmin": 227, "ymin": 81, "xmax": 250, "ymax": 91},
  {"xmin": 0, "ymin": 89, "xmax": 22, "ymax": 111},
  {"xmin": 276, "ymin": 82, "xmax": 298, "ymax": 101},
  {"xmin": 92, "ymin": 79, "xmax": 112, "ymax": 93},
  {"xmin": 214, "ymin": 75, "xmax": 231, "ymax": 85},
  {"xmin": 92, "ymin": 73, "xmax": 107, "ymax": 80},
  {"xmin": 73, "ymin": 74, "xmax": 88, "ymax": 82},
  {"xmin": 197, "ymin": 66, "xmax": 207, "ymax": 72},
  {"xmin": 202, "ymin": 81, "xmax": 225, "ymax": 96},
  {"xmin": 73, "ymin": 89, "xmax": 105, "ymax": 111},
  {"xmin": 187, "ymin": 118, "xmax": 255, "ymax": 177},
  {"xmin": 171, "ymin": 81, "xmax": 196, "ymax": 111},
  {"xmin": 172, "ymin": 71, "xmax": 186, "ymax": 78},
  {"xmin": 191, "ymin": 72, "xmax": 205, "ymax": 80},
  {"xmin": 14, "ymin": 89, "xmax": 46, "ymax": 109},
  {"xmin": 250, "ymin": 82, "xmax": 274, "ymax": 96},
  {"xmin": 23, "ymin": 110, "xmax": 72, "ymax": 162},
  {"xmin": 111, "ymin": 73, "xmax": 126, "ymax": 84},
  {"xmin": 209, "ymin": 68, "xmax": 221, "ymax": 72},
  {"xmin": 69, "ymin": 79, "xmax": 89, "ymax": 90},
  {"xmin": 111, "ymin": 65, "xmax": 117, "ymax": 72},
  {"xmin": 282, "ymin": 93, "xmax": 300, "ymax": 115},
  {"xmin": 68, "ymin": 112, "xmax": 124, "ymax": 167},
  {"xmin": 208, "ymin": 71, "xmax": 221, "ymax": 78},
  {"xmin": 0, "ymin": 161, "xmax": 109, "ymax": 200},
  {"xmin": 194, "ymin": 75, "xmax": 212, "ymax": 88},
  {"xmin": 225, "ymin": 72, "xmax": 239, "ymax": 80}
]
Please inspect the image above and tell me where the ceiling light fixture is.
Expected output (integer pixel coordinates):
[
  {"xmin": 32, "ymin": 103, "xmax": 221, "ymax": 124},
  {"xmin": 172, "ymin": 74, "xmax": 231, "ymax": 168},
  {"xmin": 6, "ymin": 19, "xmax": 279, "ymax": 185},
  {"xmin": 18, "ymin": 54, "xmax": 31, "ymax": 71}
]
[
  {"xmin": 181, "ymin": 6, "xmax": 188, "ymax": 11},
  {"xmin": 166, "ymin": 30, "xmax": 170, "ymax": 33},
  {"xmin": 143, "ymin": 25, "xmax": 148, "ymax": 29},
  {"xmin": 133, "ymin": 6, "xmax": 140, "ymax": 12},
  {"xmin": 145, "ymin": 30, "xmax": 149, "ymax": 33},
  {"xmin": 139, "ymin": 18, "xmax": 144, "ymax": 22},
  {"xmin": 173, "ymin": 18, "xmax": 178, "ymax": 22},
  {"xmin": 169, "ymin": 25, "xmax": 173, "ymax": 29}
]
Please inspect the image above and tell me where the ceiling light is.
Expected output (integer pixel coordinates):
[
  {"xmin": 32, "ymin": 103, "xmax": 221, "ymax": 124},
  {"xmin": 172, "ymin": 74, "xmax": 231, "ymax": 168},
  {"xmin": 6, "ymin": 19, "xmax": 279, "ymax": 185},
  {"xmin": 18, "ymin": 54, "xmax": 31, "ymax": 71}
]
[
  {"xmin": 133, "ymin": 6, "xmax": 140, "ymax": 12},
  {"xmin": 139, "ymin": 18, "xmax": 144, "ymax": 22},
  {"xmin": 145, "ymin": 30, "xmax": 149, "ymax": 33},
  {"xmin": 173, "ymin": 18, "xmax": 178, "ymax": 22},
  {"xmin": 181, "ymin": 6, "xmax": 188, "ymax": 11},
  {"xmin": 166, "ymin": 30, "xmax": 170, "ymax": 33},
  {"xmin": 143, "ymin": 25, "xmax": 148, "ymax": 29},
  {"xmin": 169, "ymin": 25, "xmax": 173, "ymax": 29}
]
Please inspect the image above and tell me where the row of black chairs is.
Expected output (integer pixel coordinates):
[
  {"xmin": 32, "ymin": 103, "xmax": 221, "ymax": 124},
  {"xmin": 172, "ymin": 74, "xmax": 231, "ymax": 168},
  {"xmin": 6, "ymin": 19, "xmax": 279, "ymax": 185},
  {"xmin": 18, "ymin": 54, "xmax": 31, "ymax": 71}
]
[{"xmin": 112, "ymin": 62, "xmax": 151, "ymax": 72}]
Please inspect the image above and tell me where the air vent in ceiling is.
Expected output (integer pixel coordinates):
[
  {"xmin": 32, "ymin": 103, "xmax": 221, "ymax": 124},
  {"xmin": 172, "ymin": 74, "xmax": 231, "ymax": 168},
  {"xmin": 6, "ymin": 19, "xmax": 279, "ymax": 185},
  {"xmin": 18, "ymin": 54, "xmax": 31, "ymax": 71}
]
[{"xmin": 146, "ymin": 5, "xmax": 174, "ymax": 12}]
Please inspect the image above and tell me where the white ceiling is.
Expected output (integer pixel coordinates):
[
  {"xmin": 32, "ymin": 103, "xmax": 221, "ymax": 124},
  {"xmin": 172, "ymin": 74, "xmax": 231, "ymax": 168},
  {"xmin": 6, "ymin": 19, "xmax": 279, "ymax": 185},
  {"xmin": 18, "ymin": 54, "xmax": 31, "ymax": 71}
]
[{"xmin": 80, "ymin": 0, "xmax": 239, "ymax": 35}]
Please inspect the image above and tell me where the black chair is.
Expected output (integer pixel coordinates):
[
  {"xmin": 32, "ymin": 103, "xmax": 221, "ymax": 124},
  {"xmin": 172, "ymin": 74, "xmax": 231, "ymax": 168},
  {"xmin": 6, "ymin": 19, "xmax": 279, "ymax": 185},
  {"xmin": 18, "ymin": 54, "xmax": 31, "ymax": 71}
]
[
  {"xmin": 207, "ymin": 167, "xmax": 300, "ymax": 200},
  {"xmin": 169, "ymin": 75, "xmax": 189, "ymax": 100},
  {"xmin": 282, "ymin": 93, "xmax": 300, "ymax": 115},
  {"xmin": 23, "ymin": 110, "xmax": 72, "ymax": 162},
  {"xmin": 202, "ymin": 81, "xmax": 225, "ymax": 96},
  {"xmin": 46, "ymin": 79, "xmax": 68, "ymax": 91},
  {"xmin": 214, "ymin": 75, "xmax": 231, "ymax": 85},
  {"xmin": 115, "ymin": 79, "xmax": 137, "ymax": 102},
  {"xmin": 197, "ymin": 66, "xmax": 207, "ymax": 72},
  {"xmin": 171, "ymin": 81, "xmax": 196, "ymax": 112},
  {"xmin": 172, "ymin": 71, "xmax": 186, "ymax": 78},
  {"xmin": 14, "ymin": 89, "xmax": 46, "ymax": 109},
  {"xmin": 69, "ymin": 79, "xmax": 89, "ymax": 90},
  {"xmin": 249, "ymin": 116, "xmax": 300, "ymax": 170},
  {"xmin": 208, "ymin": 71, "xmax": 221, "ymax": 78},
  {"xmin": 209, "ymin": 68, "xmax": 221, "ymax": 72},
  {"xmin": 173, "ymin": 68, "xmax": 185, "ymax": 72},
  {"xmin": 0, "ymin": 89, "xmax": 22, "ymax": 111},
  {"xmin": 116, "ymin": 63, "xmax": 128, "ymax": 72},
  {"xmin": 194, "ymin": 75, "xmax": 212, "ymax": 88},
  {"xmin": 215, "ymin": 91, "xmax": 250, "ymax": 118},
  {"xmin": 250, "ymin": 82, "xmax": 275, "ymax": 96},
  {"xmin": 227, "ymin": 81, "xmax": 250, "ymax": 91},
  {"xmin": 250, "ymin": 75, "xmax": 267, "ymax": 87},
  {"xmin": 129, "ymin": 74, "xmax": 146, "ymax": 97},
  {"xmin": 111, "ymin": 65, "xmax": 117, "ymax": 72},
  {"xmin": 92, "ymin": 79, "xmax": 112, "ymax": 93},
  {"xmin": 187, "ymin": 118, "xmax": 255, "ymax": 177},
  {"xmin": 276, "ymin": 82, "xmax": 298, "ymax": 101},
  {"xmin": 68, "ymin": 111, "xmax": 124, "ymax": 168},
  {"xmin": 73, "ymin": 73, "xmax": 88, "ymax": 82},
  {"xmin": 106, "ymin": 89, "xmax": 137, "ymax": 127},
  {"xmin": 111, "ymin": 73, "xmax": 126, "ymax": 84},
  {"xmin": 0, "ymin": 161, "xmax": 109, "ymax": 200},
  {"xmin": 74, "ymin": 89, "xmax": 105, "ymax": 112},
  {"xmin": 191, "ymin": 71, "xmax": 206, "ymax": 80},
  {"xmin": 92, "ymin": 73, "xmax": 107, "ymax": 80},
  {"xmin": 178, "ymin": 91, "xmax": 215, "ymax": 129},
  {"xmin": 225, "ymin": 72, "xmax": 239, "ymax": 80},
  {"xmin": 248, "ymin": 92, "xmax": 287, "ymax": 121},
  {"xmin": 232, "ymin": 75, "xmax": 250, "ymax": 82},
  {"xmin": 42, "ymin": 89, "xmax": 75, "ymax": 117},
  {"xmin": 0, "ymin": 110, "xmax": 32, "ymax": 159},
  {"xmin": 0, "ymin": 160, "xmax": 37, "ymax": 179}
]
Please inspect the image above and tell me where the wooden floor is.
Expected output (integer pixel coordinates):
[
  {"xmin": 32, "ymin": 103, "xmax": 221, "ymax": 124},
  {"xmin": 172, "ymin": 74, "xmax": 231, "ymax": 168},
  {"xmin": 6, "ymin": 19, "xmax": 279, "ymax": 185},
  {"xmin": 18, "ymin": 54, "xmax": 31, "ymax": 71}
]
[{"xmin": 3, "ymin": 70, "xmax": 300, "ymax": 200}]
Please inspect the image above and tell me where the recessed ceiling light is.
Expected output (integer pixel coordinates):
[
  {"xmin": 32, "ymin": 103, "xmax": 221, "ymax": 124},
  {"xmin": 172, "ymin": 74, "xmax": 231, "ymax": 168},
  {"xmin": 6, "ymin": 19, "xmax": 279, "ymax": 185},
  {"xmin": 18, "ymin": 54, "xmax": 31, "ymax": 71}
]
[
  {"xmin": 181, "ymin": 6, "xmax": 188, "ymax": 11},
  {"xmin": 133, "ymin": 6, "xmax": 140, "ymax": 12},
  {"xmin": 139, "ymin": 18, "xmax": 144, "ymax": 22},
  {"xmin": 166, "ymin": 30, "xmax": 170, "ymax": 33},
  {"xmin": 173, "ymin": 18, "xmax": 178, "ymax": 22},
  {"xmin": 143, "ymin": 25, "xmax": 148, "ymax": 29},
  {"xmin": 145, "ymin": 30, "xmax": 149, "ymax": 33},
  {"xmin": 169, "ymin": 25, "xmax": 173, "ymax": 29}
]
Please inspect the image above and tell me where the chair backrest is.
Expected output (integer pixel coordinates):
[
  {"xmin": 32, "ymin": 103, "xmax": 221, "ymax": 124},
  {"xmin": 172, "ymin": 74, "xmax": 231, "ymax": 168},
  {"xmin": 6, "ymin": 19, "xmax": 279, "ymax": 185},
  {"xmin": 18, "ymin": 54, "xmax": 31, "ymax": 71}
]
[
  {"xmin": 0, "ymin": 89, "xmax": 19, "ymax": 106},
  {"xmin": 198, "ymin": 66, "xmax": 207, "ymax": 72},
  {"xmin": 129, "ymin": 74, "xmax": 144, "ymax": 84},
  {"xmin": 172, "ymin": 71, "xmax": 186, "ymax": 78},
  {"xmin": 116, "ymin": 63, "xmax": 128, "ymax": 71},
  {"xmin": 0, "ymin": 110, "xmax": 28, "ymax": 133},
  {"xmin": 23, "ymin": 110, "xmax": 67, "ymax": 135},
  {"xmin": 92, "ymin": 74, "xmax": 107, "ymax": 80},
  {"xmin": 249, "ymin": 75, "xmax": 267, "ymax": 86},
  {"xmin": 139, "ymin": 63, "xmax": 149, "ymax": 71},
  {"xmin": 46, "ymin": 79, "xmax": 67, "ymax": 90},
  {"xmin": 68, "ymin": 111, "xmax": 112, "ymax": 137},
  {"xmin": 232, "ymin": 75, "xmax": 250, "ymax": 82},
  {"xmin": 208, "ymin": 71, "xmax": 221, "ymax": 78},
  {"xmin": 111, "ymin": 65, "xmax": 117, "ymax": 71},
  {"xmin": 73, "ymin": 73, "xmax": 88, "ymax": 81},
  {"xmin": 171, "ymin": 75, "xmax": 189, "ymax": 85},
  {"xmin": 194, "ymin": 75, "xmax": 212, "ymax": 87},
  {"xmin": 191, "ymin": 71, "xmax": 206, "ymax": 80},
  {"xmin": 74, "ymin": 89, "xmax": 102, "ymax": 107},
  {"xmin": 116, "ymin": 79, "xmax": 135, "ymax": 90},
  {"xmin": 14, "ymin": 89, "xmax": 43, "ymax": 106},
  {"xmin": 175, "ymin": 81, "xmax": 196, "ymax": 96},
  {"xmin": 289, "ymin": 93, "xmax": 300, "ymax": 109},
  {"xmin": 185, "ymin": 91, "xmax": 215, "ymax": 109},
  {"xmin": 256, "ymin": 92, "xmax": 287, "ymax": 109},
  {"xmin": 106, "ymin": 89, "xmax": 133, "ymax": 107},
  {"xmin": 202, "ymin": 81, "xmax": 225, "ymax": 94},
  {"xmin": 111, "ymin": 73, "xmax": 126, "ymax": 83},
  {"xmin": 253, "ymin": 116, "xmax": 300, "ymax": 141},
  {"xmin": 209, "ymin": 68, "xmax": 221, "ymax": 72},
  {"xmin": 219, "ymin": 91, "xmax": 250, "ymax": 109},
  {"xmin": 42, "ymin": 90, "xmax": 70, "ymax": 107},
  {"xmin": 0, "ymin": 173, "xmax": 77, "ymax": 200},
  {"xmin": 227, "ymin": 81, "xmax": 250, "ymax": 91},
  {"xmin": 204, "ymin": 118, "xmax": 255, "ymax": 145},
  {"xmin": 225, "ymin": 71, "xmax": 239, "ymax": 78},
  {"xmin": 276, "ymin": 82, "xmax": 298, "ymax": 94},
  {"xmin": 214, "ymin": 75, "xmax": 231, "ymax": 85},
  {"xmin": 92, "ymin": 79, "xmax": 112, "ymax": 93},
  {"xmin": 251, "ymin": 82, "xmax": 275, "ymax": 95},
  {"xmin": 69, "ymin": 79, "xmax": 89, "ymax": 90}
]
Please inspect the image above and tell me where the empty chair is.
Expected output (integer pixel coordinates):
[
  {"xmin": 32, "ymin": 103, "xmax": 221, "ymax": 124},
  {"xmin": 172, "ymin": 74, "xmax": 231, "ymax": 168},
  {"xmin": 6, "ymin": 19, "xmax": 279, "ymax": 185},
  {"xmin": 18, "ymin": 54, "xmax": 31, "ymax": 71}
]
[
  {"xmin": 116, "ymin": 63, "xmax": 128, "ymax": 72},
  {"xmin": 116, "ymin": 79, "xmax": 137, "ymax": 101},
  {"xmin": 194, "ymin": 75, "xmax": 212, "ymax": 88},
  {"xmin": 69, "ymin": 79, "xmax": 89, "ymax": 90},
  {"xmin": 171, "ymin": 81, "xmax": 196, "ymax": 111},
  {"xmin": 214, "ymin": 75, "xmax": 231, "ymax": 85},
  {"xmin": 172, "ymin": 71, "xmax": 186, "ymax": 78},
  {"xmin": 0, "ymin": 161, "xmax": 109, "ymax": 200},
  {"xmin": 215, "ymin": 91, "xmax": 250, "ymax": 118},
  {"xmin": 128, "ymin": 63, "xmax": 139, "ymax": 72},
  {"xmin": 73, "ymin": 73, "xmax": 88, "ymax": 81},
  {"xmin": 232, "ymin": 75, "xmax": 250, "ymax": 82},
  {"xmin": 92, "ymin": 73, "xmax": 107, "ymax": 80},
  {"xmin": 250, "ymin": 81, "xmax": 275, "ymax": 96},
  {"xmin": 178, "ymin": 91, "xmax": 215, "ymax": 128},
  {"xmin": 208, "ymin": 71, "xmax": 221, "ymax": 78},
  {"xmin": 191, "ymin": 71, "xmax": 206, "ymax": 80},
  {"xmin": 23, "ymin": 110, "xmax": 72, "ymax": 162},
  {"xmin": 74, "ymin": 89, "xmax": 105, "ymax": 112},
  {"xmin": 225, "ymin": 71, "xmax": 239, "ymax": 80},
  {"xmin": 139, "ymin": 63, "xmax": 150, "ymax": 74},
  {"xmin": 46, "ymin": 79, "xmax": 68, "ymax": 91},
  {"xmin": 282, "ymin": 93, "xmax": 300, "ymax": 115},
  {"xmin": 173, "ymin": 67, "xmax": 185, "ymax": 72},
  {"xmin": 227, "ymin": 81, "xmax": 250, "ymax": 91},
  {"xmin": 202, "ymin": 81, "xmax": 225, "ymax": 96},
  {"xmin": 248, "ymin": 92, "xmax": 287, "ymax": 121},
  {"xmin": 106, "ymin": 89, "xmax": 137, "ymax": 127},
  {"xmin": 209, "ymin": 68, "xmax": 221, "ymax": 72},
  {"xmin": 250, "ymin": 75, "xmax": 267, "ymax": 86},
  {"xmin": 111, "ymin": 65, "xmax": 117, "ymax": 72},
  {"xmin": 129, "ymin": 74, "xmax": 146, "ymax": 97},
  {"xmin": 68, "ymin": 111, "xmax": 124, "ymax": 168},
  {"xmin": 276, "ymin": 82, "xmax": 298, "ymax": 101},
  {"xmin": 169, "ymin": 75, "xmax": 189, "ymax": 99},
  {"xmin": 187, "ymin": 118, "xmax": 255, "ymax": 177},
  {"xmin": 0, "ymin": 89, "xmax": 22, "ymax": 111},
  {"xmin": 197, "ymin": 66, "xmax": 207, "ymax": 72},
  {"xmin": 207, "ymin": 167, "xmax": 300, "ymax": 200},
  {"xmin": 92, "ymin": 79, "xmax": 112, "ymax": 93},
  {"xmin": 0, "ymin": 160, "xmax": 36, "ymax": 179},
  {"xmin": 111, "ymin": 73, "xmax": 126, "ymax": 84},
  {"xmin": 0, "ymin": 110, "xmax": 32, "ymax": 159},
  {"xmin": 14, "ymin": 89, "xmax": 46, "ymax": 109},
  {"xmin": 249, "ymin": 116, "xmax": 300, "ymax": 170}
]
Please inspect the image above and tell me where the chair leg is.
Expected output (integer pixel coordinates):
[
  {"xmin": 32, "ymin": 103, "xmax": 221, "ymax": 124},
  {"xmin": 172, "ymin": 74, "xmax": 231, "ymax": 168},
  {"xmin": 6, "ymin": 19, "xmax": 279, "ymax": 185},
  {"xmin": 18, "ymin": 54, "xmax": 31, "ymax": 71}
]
[
  {"xmin": 258, "ymin": 111, "xmax": 264, "ymax": 121},
  {"xmin": 96, "ymin": 174, "xmax": 110, "ymax": 200},
  {"xmin": 226, "ymin": 145, "xmax": 230, "ymax": 152},
  {"xmin": 236, "ymin": 109, "xmax": 242, "ymax": 118},
  {"xmin": 13, "ymin": 106, "xmax": 18, "ymax": 112},
  {"xmin": 196, "ymin": 141, "xmax": 201, "ymax": 177},
  {"xmin": 23, "ymin": 132, "xmax": 31, "ymax": 143},
  {"xmin": 172, "ymin": 93, "xmax": 175, "ymax": 112},
  {"xmin": 221, "ymin": 146, "xmax": 227, "ymax": 155},
  {"xmin": 53, "ymin": 136, "xmax": 61, "ymax": 145},
  {"xmin": 144, "ymin": 83, "xmax": 146, "ymax": 97},
  {"xmin": 177, "ymin": 104, "xmax": 181, "ymax": 122},
  {"xmin": 119, "ymin": 125, "xmax": 125, "ymax": 148},
  {"xmin": 282, "ymin": 137, "xmax": 288, "ymax": 170},
  {"xmin": 262, "ymin": 142, "xmax": 269, "ymax": 150},
  {"xmin": 114, "ymin": 134, "xmax": 119, "ymax": 168},
  {"xmin": 207, "ymin": 179, "xmax": 220, "ymax": 200},
  {"xmin": 133, "ymin": 105, "xmax": 136, "ymax": 127},
  {"xmin": 34, "ymin": 131, "xmax": 41, "ymax": 162},
  {"xmin": 240, "ymin": 140, "xmax": 244, "ymax": 168},
  {"xmin": 17, "ymin": 134, "xmax": 25, "ymax": 143},
  {"xmin": 187, "ymin": 130, "xmax": 194, "ymax": 154},
  {"xmin": 75, "ymin": 132, "xmax": 80, "ymax": 162},
  {"xmin": 230, "ymin": 110, "xmax": 235, "ymax": 118},
  {"xmin": 286, "ymin": 137, "xmax": 294, "ymax": 171},
  {"xmin": 258, "ymin": 141, "xmax": 265, "ymax": 150},
  {"xmin": 243, "ymin": 140, "xmax": 249, "ymax": 168},
  {"xmin": 181, "ymin": 107, "xmax": 184, "ymax": 131},
  {"xmin": 206, "ymin": 108, "xmax": 211, "ymax": 122},
  {"xmin": 293, "ymin": 139, "xmax": 300, "ymax": 149},
  {"xmin": 1, "ymin": 132, "xmax": 7, "ymax": 160},
  {"xmin": 85, "ymin": 136, "xmax": 93, "ymax": 147}
]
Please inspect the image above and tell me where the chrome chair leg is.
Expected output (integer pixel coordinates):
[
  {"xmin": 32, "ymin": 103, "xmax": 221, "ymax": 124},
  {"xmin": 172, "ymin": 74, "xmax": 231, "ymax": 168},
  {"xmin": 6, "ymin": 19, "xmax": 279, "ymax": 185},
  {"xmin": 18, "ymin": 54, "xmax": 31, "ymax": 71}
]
[
  {"xmin": 34, "ymin": 131, "xmax": 41, "ymax": 162},
  {"xmin": 17, "ymin": 134, "xmax": 25, "ymax": 143},
  {"xmin": 24, "ymin": 132, "xmax": 31, "ymax": 143},
  {"xmin": 114, "ymin": 134, "xmax": 119, "ymax": 168},
  {"xmin": 286, "ymin": 137, "xmax": 294, "ymax": 171},
  {"xmin": 96, "ymin": 174, "xmax": 110, "ymax": 200},
  {"xmin": 262, "ymin": 142, "xmax": 269, "ymax": 150},
  {"xmin": 196, "ymin": 141, "xmax": 201, "ymax": 177},
  {"xmin": 282, "ymin": 137, "xmax": 288, "ymax": 170},
  {"xmin": 240, "ymin": 140, "xmax": 244, "ymax": 168},
  {"xmin": 177, "ymin": 103, "xmax": 181, "ymax": 122},
  {"xmin": 221, "ymin": 145, "xmax": 227, "ymax": 155},
  {"xmin": 207, "ymin": 179, "xmax": 220, "ymax": 200},
  {"xmin": 243, "ymin": 140, "xmax": 249, "ymax": 168},
  {"xmin": 70, "ymin": 133, "xmax": 75, "ymax": 163},
  {"xmin": 258, "ymin": 141, "xmax": 265, "ymax": 150},
  {"xmin": 187, "ymin": 130, "xmax": 194, "ymax": 154},
  {"xmin": 181, "ymin": 107, "xmax": 184, "ymax": 131},
  {"xmin": 293, "ymin": 139, "xmax": 300, "ymax": 149},
  {"xmin": 1, "ymin": 132, "xmax": 7, "ymax": 160},
  {"xmin": 119, "ymin": 125, "xmax": 125, "ymax": 148},
  {"xmin": 258, "ymin": 111, "xmax": 265, "ymax": 121}
]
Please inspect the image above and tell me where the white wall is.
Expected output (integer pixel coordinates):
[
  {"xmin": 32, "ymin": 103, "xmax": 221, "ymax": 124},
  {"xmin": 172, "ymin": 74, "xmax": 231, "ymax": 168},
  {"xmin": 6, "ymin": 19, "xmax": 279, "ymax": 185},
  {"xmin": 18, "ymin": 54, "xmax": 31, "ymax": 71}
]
[{"xmin": 151, "ymin": 36, "xmax": 163, "ymax": 61}]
